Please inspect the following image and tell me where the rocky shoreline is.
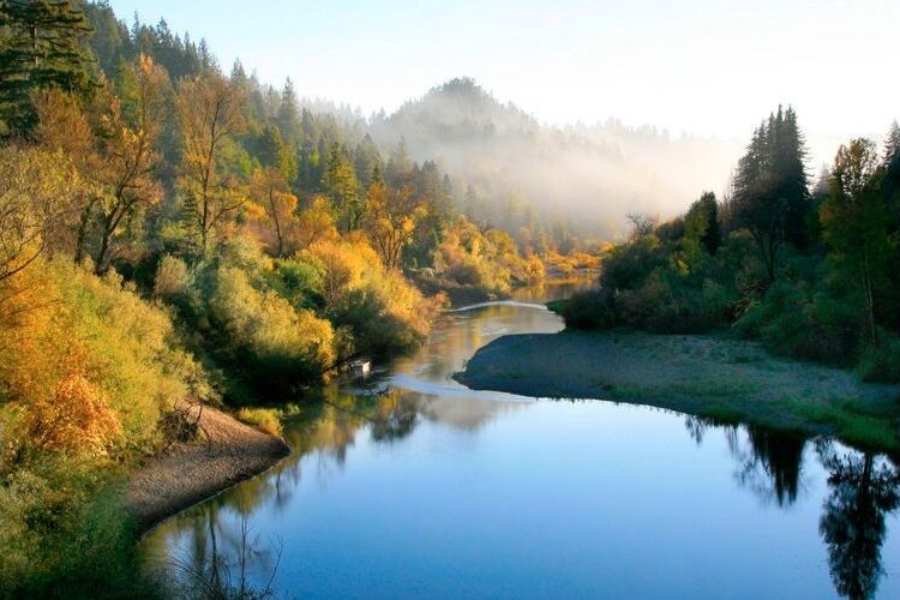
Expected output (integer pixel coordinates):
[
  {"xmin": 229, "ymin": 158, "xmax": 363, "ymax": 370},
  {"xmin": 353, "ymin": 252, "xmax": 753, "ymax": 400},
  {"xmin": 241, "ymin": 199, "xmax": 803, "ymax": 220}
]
[{"xmin": 126, "ymin": 402, "xmax": 290, "ymax": 532}]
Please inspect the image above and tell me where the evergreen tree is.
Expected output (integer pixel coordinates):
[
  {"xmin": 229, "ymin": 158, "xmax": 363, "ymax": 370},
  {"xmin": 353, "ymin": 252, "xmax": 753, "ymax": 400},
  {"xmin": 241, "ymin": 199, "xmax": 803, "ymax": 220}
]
[
  {"xmin": 321, "ymin": 142, "xmax": 362, "ymax": 231},
  {"xmin": 731, "ymin": 106, "xmax": 810, "ymax": 280},
  {"xmin": 276, "ymin": 77, "xmax": 300, "ymax": 147},
  {"xmin": 0, "ymin": 0, "xmax": 95, "ymax": 135}
]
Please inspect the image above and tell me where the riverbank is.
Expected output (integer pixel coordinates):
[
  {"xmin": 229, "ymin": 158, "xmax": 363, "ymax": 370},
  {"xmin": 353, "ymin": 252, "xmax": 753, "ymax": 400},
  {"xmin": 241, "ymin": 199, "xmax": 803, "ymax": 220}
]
[
  {"xmin": 126, "ymin": 402, "xmax": 290, "ymax": 532},
  {"xmin": 455, "ymin": 330, "xmax": 900, "ymax": 452}
]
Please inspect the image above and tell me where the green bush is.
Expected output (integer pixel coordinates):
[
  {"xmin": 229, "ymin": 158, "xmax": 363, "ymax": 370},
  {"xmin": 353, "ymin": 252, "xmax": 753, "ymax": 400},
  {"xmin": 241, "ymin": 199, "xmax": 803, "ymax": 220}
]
[
  {"xmin": 562, "ymin": 288, "xmax": 617, "ymax": 330},
  {"xmin": 857, "ymin": 331, "xmax": 900, "ymax": 383},
  {"xmin": 734, "ymin": 278, "xmax": 860, "ymax": 366}
]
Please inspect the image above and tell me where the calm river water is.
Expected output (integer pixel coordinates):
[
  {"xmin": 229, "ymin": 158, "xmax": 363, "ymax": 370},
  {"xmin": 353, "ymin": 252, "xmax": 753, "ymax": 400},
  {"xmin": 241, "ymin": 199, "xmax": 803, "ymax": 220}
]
[{"xmin": 141, "ymin": 285, "xmax": 900, "ymax": 599}]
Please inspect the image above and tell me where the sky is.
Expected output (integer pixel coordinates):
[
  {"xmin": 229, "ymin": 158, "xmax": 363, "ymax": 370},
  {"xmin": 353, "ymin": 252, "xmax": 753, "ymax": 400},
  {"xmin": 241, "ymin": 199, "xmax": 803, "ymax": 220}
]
[{"xmin": 104, "ymin": 0, "xmax": 897, "ymax": 145}]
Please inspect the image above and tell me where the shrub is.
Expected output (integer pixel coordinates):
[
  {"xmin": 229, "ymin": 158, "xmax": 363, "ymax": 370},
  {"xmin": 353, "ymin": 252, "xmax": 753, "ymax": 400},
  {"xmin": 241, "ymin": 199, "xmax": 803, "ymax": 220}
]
[
  {"xmin": 236, "ymin": 407, "xmax": 283, "ymax": 436},
  {"xmin": 562, "ymin": 288, "xmax": 617, "ymax": 330},
  {"xmin": 857, "ymin": 331, "xmax": 900, "ymax": 383}
]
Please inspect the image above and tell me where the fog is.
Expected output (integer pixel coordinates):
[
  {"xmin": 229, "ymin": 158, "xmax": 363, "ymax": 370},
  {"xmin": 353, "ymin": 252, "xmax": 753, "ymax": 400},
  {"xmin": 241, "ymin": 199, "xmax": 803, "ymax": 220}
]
[{"xmin": 367, "ymin": 78, "xmax": 747, "ymax": 241}]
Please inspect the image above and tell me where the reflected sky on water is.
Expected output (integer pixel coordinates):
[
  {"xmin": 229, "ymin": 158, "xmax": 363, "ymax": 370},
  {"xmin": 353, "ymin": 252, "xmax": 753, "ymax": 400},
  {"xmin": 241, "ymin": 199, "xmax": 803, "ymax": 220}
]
[{"xmin": 141, "ymin": 285, "xmax": 900, "ymax": 599}]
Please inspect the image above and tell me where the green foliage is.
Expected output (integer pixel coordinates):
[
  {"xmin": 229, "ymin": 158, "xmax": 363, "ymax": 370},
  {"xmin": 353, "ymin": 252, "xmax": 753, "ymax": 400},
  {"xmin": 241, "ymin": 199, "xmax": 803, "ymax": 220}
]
[
  {"xmin": 152, "ymin": 237, "xmax": 338, "ymax": 400},
  {"xmin": 734, "ymin": 273, "xmax": 861, "ymax": 366},
  {"xmin": 0, "ymin": 0, "xmax": 96, "ymax": 135},
  {"xmin": 856, "ymin": 331, "xmax": 900, "ymax": 383},
  {"xmin": 560, "ymin": 288, "xmax": 618, "ymax": 330},
  {"xmin": 0, "ymin": 459, "xmax": 156, "ymax": 598},
  {"xmin": 209, "ymin": 264, "xmax": 335, "ymax": 395}
]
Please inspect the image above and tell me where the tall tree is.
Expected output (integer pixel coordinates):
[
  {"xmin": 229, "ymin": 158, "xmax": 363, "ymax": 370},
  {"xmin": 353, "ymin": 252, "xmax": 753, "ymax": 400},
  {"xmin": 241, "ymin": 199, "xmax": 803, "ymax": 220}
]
[
  {"xmin": 732, "ymin": 106, "xmax": 810, "ymax": 281},
  {"xmin": 321, "ymin": 142, "xmax": 362, "ymax": 232},
  {"xmin": 365, "ymin": 180, "xmax": 425, "ymax": 271},
  {"xmin": 820, "ymin": 138, "xmax": 888, "ymax": 344},
  {"xmin": 0, "ymin": 0, "xmax": 95, "ymax": 135},
  {"xmin": 89, "ymin": 54, "xmax": 167, "ymax": 273},
  {"xmin": 175, "ymin": 69, "xmax": 246, "ymax": 256}
]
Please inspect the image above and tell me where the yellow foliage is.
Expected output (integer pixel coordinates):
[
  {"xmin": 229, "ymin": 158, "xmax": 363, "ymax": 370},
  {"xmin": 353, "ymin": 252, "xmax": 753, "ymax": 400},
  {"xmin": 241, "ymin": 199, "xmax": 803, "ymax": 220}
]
[
  {"xmin": 1, "ymin": 257, "xmax": 210, "ymax": 461},
  {"xmin": 236, "ymin": 407, "xmax": 282, "ymax": 436},
  {"xmin": 28, "ymin": 368, "xmax": 121, "ymax": 456}
]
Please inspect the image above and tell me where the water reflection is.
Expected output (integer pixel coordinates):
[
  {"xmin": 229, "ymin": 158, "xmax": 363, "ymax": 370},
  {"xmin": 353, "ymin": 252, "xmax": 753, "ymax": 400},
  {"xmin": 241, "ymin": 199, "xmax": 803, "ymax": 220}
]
[
  {"xmin": 817, "ymin": 441, "xmax": 900, "ymax": 600},
  {"xmin": 685, "ymin": 416, "xmax": 808, "ymax": 507},
  {"xmin": 685, "ymin": 414, "xmax": 900, "ymax": 599},
  {"xmin": 729, "ymin": 425, "xmax": 807, "ymax": 507},
  {"xmin": 146, "ymin": 508, "xmax": 282, "ymax": 599},
  {"xmin": 142, "ymin": 295, "xmax": 899, "ymax": 599}
]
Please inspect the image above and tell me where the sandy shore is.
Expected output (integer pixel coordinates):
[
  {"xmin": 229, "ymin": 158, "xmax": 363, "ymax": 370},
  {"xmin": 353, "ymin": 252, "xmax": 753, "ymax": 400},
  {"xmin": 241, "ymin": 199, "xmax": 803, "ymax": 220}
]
[
  {"xmin": 455, "ymin": 330, "xmax": 900, "ymax": 451},
  {"xmin": 126, "ymin": 402, "xmax": 290, "ymax": 532}
]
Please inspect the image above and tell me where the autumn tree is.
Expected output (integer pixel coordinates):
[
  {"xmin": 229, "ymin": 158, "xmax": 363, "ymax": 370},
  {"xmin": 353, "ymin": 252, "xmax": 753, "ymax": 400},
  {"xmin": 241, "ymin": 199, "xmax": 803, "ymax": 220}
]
[
  {"xmin": 0, "ymin": 146, "xmax": 89, "ymax": 283},
  {"xmin": 365, "ymin": 180, "xmax": 426, "ymax": 271},
  {"xmin": 87, "ymin": 54, "xmax": 168, "ymax": 272},
  {"xmin": 175, "ymin": 69, "xmax": 247, "ymax": 256},
  {"xmin": 295, "ymin": 195, "xmax": 339, "ymax": 251},
  {"xmin": 248, "ymin": 124, "xmax": 300, "ymax": 257},
  {"xmin": 30, "ymin": 88, "xmax": 98, "ymax": 261}
]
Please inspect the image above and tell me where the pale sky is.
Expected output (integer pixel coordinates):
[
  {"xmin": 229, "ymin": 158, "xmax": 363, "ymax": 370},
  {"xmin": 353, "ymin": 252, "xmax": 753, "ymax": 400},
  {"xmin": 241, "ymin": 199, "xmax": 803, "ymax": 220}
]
[{"xmin": 105, "ymin": 0, "xmax": 897, "ymax": 143}]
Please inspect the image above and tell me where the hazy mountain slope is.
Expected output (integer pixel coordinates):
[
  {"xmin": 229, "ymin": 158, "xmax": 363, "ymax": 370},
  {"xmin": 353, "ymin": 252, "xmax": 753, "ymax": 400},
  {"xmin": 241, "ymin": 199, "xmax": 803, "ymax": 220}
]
[{"xmin": 370, "ymin": 78, "xmax": 743, "ymax": 241}]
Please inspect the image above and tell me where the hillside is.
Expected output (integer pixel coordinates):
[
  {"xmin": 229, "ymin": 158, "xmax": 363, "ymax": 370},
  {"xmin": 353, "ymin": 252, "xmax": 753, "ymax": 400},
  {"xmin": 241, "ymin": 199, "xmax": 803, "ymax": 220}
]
[{"xmin": 370, "ymin": 78, "xmax": 744, "ymax": 241}]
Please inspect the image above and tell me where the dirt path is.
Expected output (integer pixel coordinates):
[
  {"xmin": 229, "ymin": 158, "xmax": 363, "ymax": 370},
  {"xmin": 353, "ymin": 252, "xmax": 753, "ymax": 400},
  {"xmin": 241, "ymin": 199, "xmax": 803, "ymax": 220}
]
[{"xmin": 126, "ymin": 402, "xmax": 290, "ymax": 531}]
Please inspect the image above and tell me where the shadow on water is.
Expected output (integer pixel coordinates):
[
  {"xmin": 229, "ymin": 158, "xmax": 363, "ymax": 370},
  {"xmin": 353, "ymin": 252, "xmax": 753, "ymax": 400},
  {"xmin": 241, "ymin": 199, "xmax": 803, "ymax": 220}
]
[
  {"xmin": 817, "ymin": 440, "xmax": 900, "ymax": 600},
  {"xmin": 687, "ymin": 414, "xmax": 900, "ymax": 599}
]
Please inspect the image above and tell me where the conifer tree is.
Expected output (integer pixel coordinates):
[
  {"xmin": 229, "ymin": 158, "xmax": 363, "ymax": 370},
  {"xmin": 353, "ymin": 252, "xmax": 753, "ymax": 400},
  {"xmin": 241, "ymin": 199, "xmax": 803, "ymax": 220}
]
[
  {"xmin": 731, "ymin": 106, "xmax": 810, "ymax": 280},
  {"xmin": 0, "ymin": 0, "xmax": 95, "ymax": 135}
]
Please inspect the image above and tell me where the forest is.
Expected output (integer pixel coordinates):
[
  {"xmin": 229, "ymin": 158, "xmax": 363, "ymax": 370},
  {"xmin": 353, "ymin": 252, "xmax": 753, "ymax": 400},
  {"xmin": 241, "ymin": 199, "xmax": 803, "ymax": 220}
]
[
  {"xmin": 2, "ymin": 0, "xmax": 898, "ymax": 597},
  {"xmin": 563, "ymin": 107, "xmax": 900, "ymax": 382},
  {"xmin": 0, "ymin": 1, "xmax": 555, "ymax": 594}
]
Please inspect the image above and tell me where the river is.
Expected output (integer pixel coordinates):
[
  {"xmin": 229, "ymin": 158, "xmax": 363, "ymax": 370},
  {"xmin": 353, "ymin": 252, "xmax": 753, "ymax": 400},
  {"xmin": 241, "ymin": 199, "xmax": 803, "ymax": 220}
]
[{"xmin": 140, "ymin": 285, "xmax": 900, "ymax": 599}]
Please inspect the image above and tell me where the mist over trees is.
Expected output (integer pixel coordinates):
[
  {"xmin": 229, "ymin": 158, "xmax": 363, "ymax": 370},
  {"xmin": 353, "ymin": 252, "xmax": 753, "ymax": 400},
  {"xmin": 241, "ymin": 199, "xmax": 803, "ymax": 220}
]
[
  {"xmin": 368, "ymin": 77, "xmax": 744, "ymax": 242},
  {"xmin": 563, "ymin": 106, "xmax": 900, "ymax": 384}
]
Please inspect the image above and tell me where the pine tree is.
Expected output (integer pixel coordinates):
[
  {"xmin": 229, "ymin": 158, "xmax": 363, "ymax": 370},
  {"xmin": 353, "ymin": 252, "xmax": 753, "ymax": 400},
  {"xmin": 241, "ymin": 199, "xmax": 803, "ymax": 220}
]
[
  {"xmin": 731, "ymin": 106, "xmax": 810, "ymax": 280},
  {"xmin": 0, "ymin": 0, "xmax": 95, "ymax": 135}
]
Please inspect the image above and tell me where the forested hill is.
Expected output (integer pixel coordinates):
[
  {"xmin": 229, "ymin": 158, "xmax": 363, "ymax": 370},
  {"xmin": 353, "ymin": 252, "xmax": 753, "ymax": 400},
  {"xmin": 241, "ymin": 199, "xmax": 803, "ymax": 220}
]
[{"xmin": 369, "ymin": 77, "xmax": 745, "ymax": 241}]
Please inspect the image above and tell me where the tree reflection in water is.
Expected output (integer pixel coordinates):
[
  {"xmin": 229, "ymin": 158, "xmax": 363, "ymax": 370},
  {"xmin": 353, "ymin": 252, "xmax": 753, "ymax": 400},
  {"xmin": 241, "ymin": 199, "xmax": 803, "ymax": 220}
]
[
  {"xmin": 730, "ymin": 425, "xmax": 807, "ymax": 507},
  {"xmin": 149, "ymin": 508, "xmax": 282, "ymax": 599},
  {"xmin": 817, "ymin": 441, "xmax": 900, "ymax": 600},
  {"xmin": 684, "ymin": 415, "xmax": 900, "ymax": 598},
  {"xmin": 685, "ymin": 416, "xmax": 807, "ymax": 507}
]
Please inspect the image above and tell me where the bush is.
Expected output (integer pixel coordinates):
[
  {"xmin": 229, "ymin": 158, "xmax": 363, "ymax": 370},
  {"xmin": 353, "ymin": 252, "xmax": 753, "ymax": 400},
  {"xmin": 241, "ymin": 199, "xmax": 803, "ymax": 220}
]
[
  {"xmin": 734, "ymin": 278, "xmax": 860, "ymax": 365},
  {"xmin": 857, "ymin": 332, "xmax": 900, "ymax": 383},
  {"xmin": 236, "ymin": 407, "xmax": 283, "ymax": 436},
  {"xmin": 562, "ymin": 288, "xmax": 617, "ymax": 330},
  {"xmin": 209, "ymin": 266, "xmax": 335, "ymax": 395}
]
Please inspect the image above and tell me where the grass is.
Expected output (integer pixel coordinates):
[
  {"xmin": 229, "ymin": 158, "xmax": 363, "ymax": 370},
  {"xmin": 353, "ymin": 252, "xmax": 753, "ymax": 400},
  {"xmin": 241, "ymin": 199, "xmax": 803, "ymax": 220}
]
[
  {"xmin": 455, "ymin": 330, "xmax": 900, "ymax": 453},
  {"xmin": 236, "ymin": 407, "xmax": 283, "ymax": 436}
]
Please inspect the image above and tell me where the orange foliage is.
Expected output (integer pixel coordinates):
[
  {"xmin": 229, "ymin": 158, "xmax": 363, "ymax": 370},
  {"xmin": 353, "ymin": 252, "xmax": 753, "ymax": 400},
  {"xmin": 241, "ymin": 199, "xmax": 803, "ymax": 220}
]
[{"xmin": 27, "ymin": 360, "xmax": 121, "ymax": 456}]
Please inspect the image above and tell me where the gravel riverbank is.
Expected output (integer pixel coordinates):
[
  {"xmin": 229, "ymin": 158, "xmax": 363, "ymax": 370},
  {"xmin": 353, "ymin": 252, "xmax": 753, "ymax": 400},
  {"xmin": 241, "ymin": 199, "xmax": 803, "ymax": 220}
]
[
  {"xmin": 126, "ymin": 402, "xmax": 290, "ymax": 532},
  {"xmin": 455, "ymin": 330, "xmax": 900, "ymax": 451}
]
